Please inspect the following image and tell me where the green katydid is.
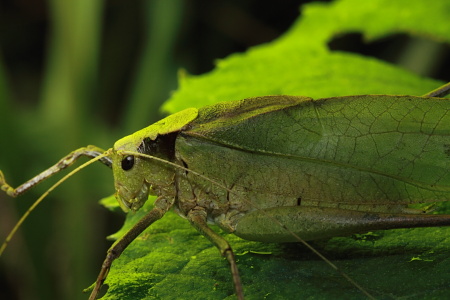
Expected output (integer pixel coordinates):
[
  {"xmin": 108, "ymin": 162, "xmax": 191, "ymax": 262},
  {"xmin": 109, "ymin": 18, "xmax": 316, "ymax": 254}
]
[{"xmin": 1, "ymin": 82, "xmax": 450, "ymax": 299}]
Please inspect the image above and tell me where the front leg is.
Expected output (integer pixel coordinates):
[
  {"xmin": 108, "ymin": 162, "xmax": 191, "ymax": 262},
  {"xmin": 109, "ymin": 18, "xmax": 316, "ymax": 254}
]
[
  {"xmin": 88, "ymin": 201, "xmax": 170, "ymax": 300},
  {"xmin": 0, "ymin": 145, "xmax": 111, "ymax": 197}
]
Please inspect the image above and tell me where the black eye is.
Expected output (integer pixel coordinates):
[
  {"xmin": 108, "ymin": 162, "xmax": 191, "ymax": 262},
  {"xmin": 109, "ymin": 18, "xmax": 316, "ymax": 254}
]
[{"xmin": 121, "ymin": 155, "xmax": 135, "ymax": 171}]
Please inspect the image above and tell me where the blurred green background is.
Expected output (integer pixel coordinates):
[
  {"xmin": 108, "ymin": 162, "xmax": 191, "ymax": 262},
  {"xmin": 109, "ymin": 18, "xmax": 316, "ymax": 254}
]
[{"xmin": 0, "ymin": 1, "xmax": 449, "ymax": 300}]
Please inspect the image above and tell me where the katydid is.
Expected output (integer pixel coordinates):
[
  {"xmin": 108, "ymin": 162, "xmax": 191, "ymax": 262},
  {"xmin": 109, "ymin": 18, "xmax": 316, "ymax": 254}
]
[{"xmin": 1, "ymin": 82, "xmax": 450, "ymax": 299}]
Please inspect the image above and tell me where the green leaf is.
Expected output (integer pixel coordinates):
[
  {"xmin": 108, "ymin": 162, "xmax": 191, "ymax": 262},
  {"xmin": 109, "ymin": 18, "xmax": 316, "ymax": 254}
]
[
  {"xmin": 162, "ymin": 0, "xmax": 449, "ymax": 113},
  {"xmin": 100, "ymin": 0, "xmax": 450, "ymax": 299},
  {"xmin": 99, "ymin": 195, "xmax": 121, "ymax": 212}
]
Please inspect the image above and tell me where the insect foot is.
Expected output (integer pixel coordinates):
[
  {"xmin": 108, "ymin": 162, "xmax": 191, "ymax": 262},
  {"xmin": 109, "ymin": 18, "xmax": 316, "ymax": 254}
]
[{"xmin": 0, "ymin": 170, "xmax": 15, "ymax": 197}]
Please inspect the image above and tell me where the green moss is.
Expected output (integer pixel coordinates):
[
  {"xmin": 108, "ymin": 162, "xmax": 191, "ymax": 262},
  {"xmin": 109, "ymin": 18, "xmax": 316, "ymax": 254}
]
[{"xmin": 100, "ymin": 196, "xmax": 450, "ymax": 299}]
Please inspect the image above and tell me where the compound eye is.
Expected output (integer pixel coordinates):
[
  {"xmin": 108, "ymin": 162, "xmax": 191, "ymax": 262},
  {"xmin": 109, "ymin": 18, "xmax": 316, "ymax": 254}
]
[{"xmin": 121, "ymin": 155, "xmax": 135, "ymax": 171}]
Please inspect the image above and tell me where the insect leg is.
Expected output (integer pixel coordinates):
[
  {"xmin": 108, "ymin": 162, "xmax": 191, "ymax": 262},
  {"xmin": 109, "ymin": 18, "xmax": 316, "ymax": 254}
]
[
  {"xmin": 88, "ymin": 197, "xmax": 173, "ymax": 300},
  {"xmin": 0, "ymin": 145, "xmax": 111, "ymax": 197},
  {"xmin": 422, "ymin": 81, "xmax": 450, "ymax": 98},
  {"xmin": 187, "ymin": 208, "xmax": 244, "ymax": 300}
]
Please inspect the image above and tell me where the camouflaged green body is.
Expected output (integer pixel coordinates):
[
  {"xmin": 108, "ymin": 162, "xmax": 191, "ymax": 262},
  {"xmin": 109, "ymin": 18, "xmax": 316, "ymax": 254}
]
[{"xmin": 113, "ymin": 94, "xmax": 450, "ymax": 241}]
